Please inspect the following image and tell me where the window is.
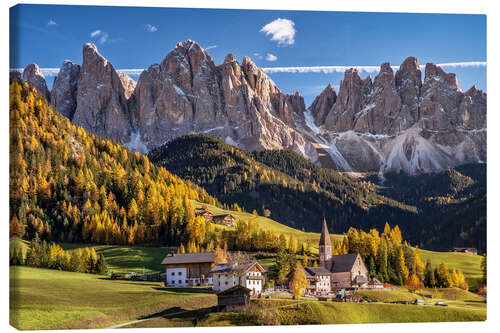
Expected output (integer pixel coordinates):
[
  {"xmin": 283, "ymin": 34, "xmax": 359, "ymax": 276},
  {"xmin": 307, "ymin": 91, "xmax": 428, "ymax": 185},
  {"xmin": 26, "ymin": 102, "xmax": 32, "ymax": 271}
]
[
  {"xmin": 171, "ymin": 272, "xmax": 175, "ymax": 276},
  {"xmin": 178, "ymin": 280, "xmax": 182, "ymax": 284},
  {"xmin": 225, "ymin": 281, "xmax": 228, "ymax": 285},
  {"xmin": 178, "ymin": 272, "xmax": 182, "ymax": 276},
  {"xmin": 185, "ymin": 280, "xmax": 188, "ymax": 283}
]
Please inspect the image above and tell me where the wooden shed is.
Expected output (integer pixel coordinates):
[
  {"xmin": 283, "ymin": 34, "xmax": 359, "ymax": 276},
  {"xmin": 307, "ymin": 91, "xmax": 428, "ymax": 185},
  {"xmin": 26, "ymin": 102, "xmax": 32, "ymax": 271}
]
[{"xmin": 216, "ymin": 285, "xmax": 251, "ymax": 312}]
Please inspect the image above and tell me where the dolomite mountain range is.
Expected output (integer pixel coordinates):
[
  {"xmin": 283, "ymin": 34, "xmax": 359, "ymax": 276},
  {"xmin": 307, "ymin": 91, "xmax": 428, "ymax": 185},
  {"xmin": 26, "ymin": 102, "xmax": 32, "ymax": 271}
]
[{"xmin": 15, "ymin": 40, "xmax": 486, "ymax": 175}]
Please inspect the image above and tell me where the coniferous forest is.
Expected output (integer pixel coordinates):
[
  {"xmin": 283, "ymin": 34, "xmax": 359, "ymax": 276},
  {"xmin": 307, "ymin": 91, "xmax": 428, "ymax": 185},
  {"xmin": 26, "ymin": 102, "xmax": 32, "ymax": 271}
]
[
  {"xmin": 9, "ymin": 79, "xmax": 217, "ymax": 247},
  {"xmin": 148, "ymin": 135, "xmax": 486, "ymax": 252}
]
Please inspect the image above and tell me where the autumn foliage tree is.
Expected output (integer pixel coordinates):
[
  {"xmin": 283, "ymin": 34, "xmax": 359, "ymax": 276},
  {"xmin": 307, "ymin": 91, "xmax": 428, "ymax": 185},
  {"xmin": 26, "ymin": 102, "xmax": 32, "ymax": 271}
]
[
  {"xmin": 406, "ymin": 273, "xmax": 424, "ymax": 292},
  {"xmin": 290, "ymin": 261, "xmax": 308, "ymax": 308},
  {"xmin": 9, "ymin": 79, "xmax": 217, "ymax": 249}
]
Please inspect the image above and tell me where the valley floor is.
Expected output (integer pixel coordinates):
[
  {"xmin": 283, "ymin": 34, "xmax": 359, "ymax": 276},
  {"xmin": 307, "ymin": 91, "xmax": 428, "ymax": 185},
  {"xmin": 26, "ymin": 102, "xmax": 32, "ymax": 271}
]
[{"xmin": 10, "ymin": 266, "xmax": 485, "ymax": 330}]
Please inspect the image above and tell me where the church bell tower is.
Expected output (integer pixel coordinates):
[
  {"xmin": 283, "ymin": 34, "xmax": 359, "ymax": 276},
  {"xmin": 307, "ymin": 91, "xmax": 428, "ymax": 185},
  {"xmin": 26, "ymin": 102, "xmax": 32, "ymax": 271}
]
[{"xmin": 319, "ymin": 217, "xmax": 332, "ymax": 268}]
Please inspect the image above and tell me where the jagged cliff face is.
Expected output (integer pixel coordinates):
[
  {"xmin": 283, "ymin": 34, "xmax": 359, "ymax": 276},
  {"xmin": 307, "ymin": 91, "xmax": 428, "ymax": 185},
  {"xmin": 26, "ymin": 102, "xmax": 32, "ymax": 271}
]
[
  {"xmin": 51, "ymin": 60, "xmax": 80, "ymax": 119},
  {"xmin": 130, "ymin": 40, "xmax": 316, "ymax": 159},
  {"xmin": 22, "ymin": 64, "xmax": 51, "ymax": 101},
  {"xmin": 72, "ymin": 43, "xmax": 132, "ymax": 143},
  {"xmin": 19, "ymin": 42, "xmax": 485, "ymax": 175},
  {"xmin": 306, "ymin": 57, "xmax": 486, "ymax": 175}
]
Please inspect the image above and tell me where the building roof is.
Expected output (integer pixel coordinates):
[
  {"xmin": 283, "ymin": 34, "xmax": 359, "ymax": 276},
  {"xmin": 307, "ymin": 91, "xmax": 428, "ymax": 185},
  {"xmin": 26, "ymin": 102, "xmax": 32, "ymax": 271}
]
[
  {"xmin": 161, "ymin": 252, "xmax": 214, "ymax": 265},
  {"xmin": 369, "ymin": 278, "xmax": 383, "ymax": 285},
  {"xmin": 319, "ymin": 217, "xmax": 331, "ymax": 247},
  {"xmin": 305, "ymin": 266, "xmax": 331, "ymax": 276},
  {"xmin": 213, "ymin": 214, "xmax": 235, "ymax": 219},
  {"xmin": 453, "ymin": 247, "xmax": 477, "ymax": 252},
  {"xmin": 330, "ymin": 253, "xmax": 360, "ymax": 273},
  {"xmin": 216, "ymin": 284, "xmax": 251, "ymax": 296},
  {"xmin": 353, "ymin": 275, "xmax": 368, "ymax": 284},
  {"xmin": 209, "ymin": 261, "xmax": 265, "ymax": 274}
]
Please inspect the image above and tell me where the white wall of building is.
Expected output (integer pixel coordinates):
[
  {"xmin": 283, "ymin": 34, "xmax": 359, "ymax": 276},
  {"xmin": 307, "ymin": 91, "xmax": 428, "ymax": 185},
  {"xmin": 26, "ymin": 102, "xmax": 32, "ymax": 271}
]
[
  {"xmin": 166, "ymin": 267, "xmax": 187, "ymax": 286},
  {"xmin": 213, "ymin": 270, "xmax": 264, "ymax": 293}
]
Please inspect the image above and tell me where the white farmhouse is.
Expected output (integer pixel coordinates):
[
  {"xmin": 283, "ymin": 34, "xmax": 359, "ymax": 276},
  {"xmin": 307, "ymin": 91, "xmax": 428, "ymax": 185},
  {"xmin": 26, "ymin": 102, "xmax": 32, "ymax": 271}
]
[
  {"xmin": 210, "ymin": 261, "xmax": 266, "ymax": 295},
  {"xmin": 161, "ymin": 252, "xmax": 215, "ymax": 287}
]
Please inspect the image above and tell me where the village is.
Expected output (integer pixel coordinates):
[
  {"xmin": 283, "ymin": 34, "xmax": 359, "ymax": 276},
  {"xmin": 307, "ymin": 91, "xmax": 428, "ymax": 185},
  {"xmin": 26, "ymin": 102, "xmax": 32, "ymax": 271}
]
[{"xmin": 159, "ymin": 217, "xmax": 389, "ymax": 311}]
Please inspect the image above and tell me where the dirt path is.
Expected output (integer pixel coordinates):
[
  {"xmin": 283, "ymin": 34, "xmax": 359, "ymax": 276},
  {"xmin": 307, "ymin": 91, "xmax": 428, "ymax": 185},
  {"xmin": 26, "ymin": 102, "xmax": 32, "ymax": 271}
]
[{"xmin": 107, "ymin": 310, "xmax": 189, "ymax": 329}]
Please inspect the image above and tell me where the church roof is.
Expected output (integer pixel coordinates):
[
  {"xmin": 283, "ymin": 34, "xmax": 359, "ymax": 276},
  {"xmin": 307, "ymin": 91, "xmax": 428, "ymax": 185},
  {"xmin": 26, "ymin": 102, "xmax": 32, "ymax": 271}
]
[
  {"xmin": 305, "ymin": 266, "xmax": 331, "ymax": 276},
  {"xmin": 319, "ymin": 217, "xmax": 331, "ymax": 247},
  {"xmin": 330, "ymin": 253, "xmax": 360, "ymax": 273}
]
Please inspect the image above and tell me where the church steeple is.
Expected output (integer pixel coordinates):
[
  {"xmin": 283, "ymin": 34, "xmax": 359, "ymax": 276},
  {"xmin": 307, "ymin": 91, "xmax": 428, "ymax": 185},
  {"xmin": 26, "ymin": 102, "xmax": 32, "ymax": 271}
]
[{"xmin": 319, "ymin": 216, "xmax": 332, "ymax": 268}]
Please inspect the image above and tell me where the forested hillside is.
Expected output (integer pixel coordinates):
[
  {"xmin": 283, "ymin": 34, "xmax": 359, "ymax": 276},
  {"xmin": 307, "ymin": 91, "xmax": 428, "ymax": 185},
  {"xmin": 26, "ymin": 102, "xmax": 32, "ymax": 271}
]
[
  {"xmin": 9, "ymin": 79, "xmax": 217, "ymax": 247},
  {"xmin": 364, "ymin": 165, "xmax": 486, "ymax": 252},
  {"xmin": 148, "ymin": 135, "xmax": 419, "ymax": 234},
  {"xmin": 148, "ymin": 135, "xmax": 486, "ymax": 252}
]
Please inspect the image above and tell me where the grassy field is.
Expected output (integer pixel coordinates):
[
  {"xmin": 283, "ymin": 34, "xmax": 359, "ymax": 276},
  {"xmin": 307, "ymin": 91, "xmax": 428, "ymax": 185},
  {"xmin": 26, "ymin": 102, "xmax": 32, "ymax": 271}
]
[
  {"xmin": 9, "ymin": 265, "xmax": 485, "ymax": 330},
  {"xmin": 193, "ymin": 200, "xmax": 344, "ymax": 253},
  {"xmin": 419, "ymin": 249, "xmax": 483, "ymax": 289},
  {"xmin": 123, "ymin": 292, "xmax": 486, "ymax": 328},
  {"xmin": 9, "ymin": 266, "xmax": 216, "ymax": 330}
]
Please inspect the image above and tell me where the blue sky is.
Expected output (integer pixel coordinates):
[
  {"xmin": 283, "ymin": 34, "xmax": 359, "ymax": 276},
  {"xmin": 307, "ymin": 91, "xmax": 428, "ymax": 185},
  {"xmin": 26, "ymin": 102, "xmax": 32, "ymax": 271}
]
[{"xmin": 10, "ymin": 4, "xmax": 486, "ymax": 105}]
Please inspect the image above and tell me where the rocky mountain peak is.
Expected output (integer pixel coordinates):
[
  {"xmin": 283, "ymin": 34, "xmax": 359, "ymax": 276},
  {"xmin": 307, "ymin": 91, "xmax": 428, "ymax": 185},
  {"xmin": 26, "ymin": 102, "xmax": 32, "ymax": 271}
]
[
  {"xmin": 424, "ymin": 63, "xmax": 460, "ymax": 90},
  {"xmin": 118, "ymin": 72, "xmax": 136, "ymax": 99},
  {"xmin": 22, "ymin": 63, "xmax": 50, "ymax": 100},
  {"xmin": 395, "ymin": 56, "xmax": 422, "ymax": 114},
  {"xmin": 71, "ymin": 43, "xmax": 132, "ymax": 144},
  {"xmin": 308, "ymin": 84, "xmax": 337, "ymax": 126},
  {"xmin": 223, "ymin": 53, "xmax": 237, "ymax": 64},
  {"xmin": 51, "ymin": 60, "xmax": 80, "ymax": 119}
]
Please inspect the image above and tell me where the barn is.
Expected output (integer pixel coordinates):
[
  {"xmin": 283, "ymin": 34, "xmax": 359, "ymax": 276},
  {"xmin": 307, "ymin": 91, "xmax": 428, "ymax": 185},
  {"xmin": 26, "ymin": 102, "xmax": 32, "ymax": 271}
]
[{"xmin": 216, "ymin": 285, "xmax": 251, "ymax": 312}]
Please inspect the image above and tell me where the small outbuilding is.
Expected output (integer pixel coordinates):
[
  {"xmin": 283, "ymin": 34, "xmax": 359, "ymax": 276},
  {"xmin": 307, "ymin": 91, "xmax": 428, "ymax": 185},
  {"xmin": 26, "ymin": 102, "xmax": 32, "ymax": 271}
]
[
  {"xmin": 195, "ymin": 209, "xmax": 214, "ymax": 222},
  {"xmin": 367, "ymin": 278, "xmax": 384, "ymax": 289},
  {"xmin": 452, "ymin": 247, "xmax": 478, "ymax": 255},
  {"xmin": 212, "ymin": 214, "xmax": 236, "ymax": 226},
  {"xmin": 216, "ymin": 285, "xmax": 251, "ymax": 312}
]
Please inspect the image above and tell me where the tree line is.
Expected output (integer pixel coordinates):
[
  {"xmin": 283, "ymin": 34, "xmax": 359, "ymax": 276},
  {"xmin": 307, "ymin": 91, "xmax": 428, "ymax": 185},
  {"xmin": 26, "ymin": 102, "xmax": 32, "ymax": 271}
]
[{"xmin": 10, "ymin": 235, "xmax": 107, "ymax": 274}]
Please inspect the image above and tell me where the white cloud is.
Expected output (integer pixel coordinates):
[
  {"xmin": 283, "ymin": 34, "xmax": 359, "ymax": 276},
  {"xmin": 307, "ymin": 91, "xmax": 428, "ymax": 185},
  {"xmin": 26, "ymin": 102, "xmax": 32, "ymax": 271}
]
[
  {"xmin": 205, "ymin": 45, "xmax": 217, "ymax": 50},
  {"xmin": 90, "ymin": 30, "xmax": 109, "ymax": 44},
  {"xmin": 90, "ymin": 30, "xmax": 101, "ymax": 37},
  {"xmin": 17, "ymin": 62, "xmax": 485, "ymax": 79},
  {"xmin": 47, "ymin": 20, "xmax": 57, "ymax": 26},
  {"xmin": 145, "ymin": 24, "xmax": 158, "ymax": 32},
  {"xmin": 260, "ymin": 18, "xmax": 296, "ymax": 46},
  {"xmin": 266, "ymin": 53, "xmax": 278, "ymax": 62},
  {"xmin": 98, "ymin": 33, "xmax": 109, "ymax": 44},
  {"xmin": 436, "ymin": 61, "xmax": 487, "ymax": 68},
  {"xmin": 262, "ymin": 62, "xmax": 487, "ymax": 74},
  {"xmin": 253, "ymin": 53, "xmax": 263, "ymax": 60}
]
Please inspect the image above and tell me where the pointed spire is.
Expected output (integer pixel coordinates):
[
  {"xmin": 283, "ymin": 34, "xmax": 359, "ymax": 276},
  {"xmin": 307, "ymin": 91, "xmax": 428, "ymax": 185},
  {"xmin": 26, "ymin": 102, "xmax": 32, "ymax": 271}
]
[{"xmin": 319, "ymin": 216, "xmax": 331, "ymax": 247}]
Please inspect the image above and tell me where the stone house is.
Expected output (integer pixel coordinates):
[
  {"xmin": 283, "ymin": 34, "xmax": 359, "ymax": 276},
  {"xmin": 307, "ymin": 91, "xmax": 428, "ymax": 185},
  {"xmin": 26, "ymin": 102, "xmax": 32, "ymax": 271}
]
[{"xmin": 161, "ymin": 252, "xmax": 215, "ymax": 287}]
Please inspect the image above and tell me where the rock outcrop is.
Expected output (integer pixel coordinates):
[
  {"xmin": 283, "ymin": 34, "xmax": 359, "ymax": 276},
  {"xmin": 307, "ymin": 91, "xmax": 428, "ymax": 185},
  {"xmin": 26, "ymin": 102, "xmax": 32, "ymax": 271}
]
[
  {"xmin": 72, "ymin": 43, "xmax": 132, "ymax": 143},
  {"xmin": 306, "ymin": 57, "xmax": 486, "ymax": 175},
  {"xmin": 51, "ymin": 60, "xmax": 80, "ymax": 119},
  {"xmin": 22, "ymin": 64, "xmax": 51, "ymax": 100}
]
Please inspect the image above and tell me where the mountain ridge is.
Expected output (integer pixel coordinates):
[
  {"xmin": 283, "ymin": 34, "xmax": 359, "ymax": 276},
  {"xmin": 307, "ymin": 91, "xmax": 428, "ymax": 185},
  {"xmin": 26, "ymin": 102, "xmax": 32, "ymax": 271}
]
[{"xmin": 19, "ymin": 40, "xmax": 486, "ymax": 175}]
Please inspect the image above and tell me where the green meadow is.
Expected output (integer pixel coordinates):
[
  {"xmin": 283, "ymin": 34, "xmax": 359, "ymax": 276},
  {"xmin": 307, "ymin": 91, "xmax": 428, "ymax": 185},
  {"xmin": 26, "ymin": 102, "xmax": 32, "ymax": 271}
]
[
  {"xmin": 9, "ymin": 266, "xmax": 216, "ymax": 330},
  {"xmin": 124, "ymin": 293, "xmax": 485, "ymax": 328}
]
